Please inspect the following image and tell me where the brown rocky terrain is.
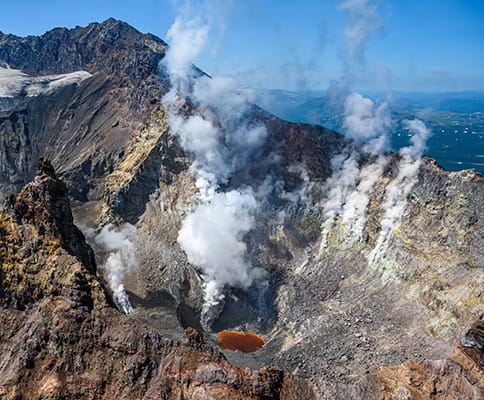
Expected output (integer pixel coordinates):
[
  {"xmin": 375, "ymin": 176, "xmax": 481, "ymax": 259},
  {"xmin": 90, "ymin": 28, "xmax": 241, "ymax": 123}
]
[
  {"xmin": 0, "ymin": 160, "xmax": 481, "ymax": 399},
  {"xmin": 0, "ymin": 19, "xmax": 483, "ymax": 399},
  {"xmin": 0, "ymin": 159, "xmax": 318, "ymax": 399}
]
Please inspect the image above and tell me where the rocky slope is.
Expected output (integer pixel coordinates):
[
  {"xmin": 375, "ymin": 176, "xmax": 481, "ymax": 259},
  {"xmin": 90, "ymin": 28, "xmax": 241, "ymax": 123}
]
[
  {"xmin": 0, "ymin": 160, "xmax": 481, "ymax": 398},
  {"xmin": 0, "ymin": 18, "xmax": 167, "ymax": 203},
  {"xmin": 0, "ymin": 19, "xmax": 483, "ymax": 399}
]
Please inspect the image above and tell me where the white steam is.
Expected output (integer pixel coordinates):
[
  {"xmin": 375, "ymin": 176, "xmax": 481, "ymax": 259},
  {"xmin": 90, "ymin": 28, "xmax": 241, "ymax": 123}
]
[
  {"xmin": 340, "ymin": 0, "xmax": 382, "ymax": 84},
  {"xmin": 281, "ymin": 164, "xmax": 315, "ymax": 208},
  {"xmin": 343, "ymin": 92, "xmax": 391, "ymax": 154},
  {"xmin": 178, "ymin": 189, "xmax": 265, "ymax": 309},
  {"xmin": 162, "ymin": 3, "xmax": 268, "ymax": 315},
  {"xmin": 400, "ymin": 119, "xmax": 433, "ymax": 157},
  {"xmin": 320, "ymin": 92, "xmax": 391, "ymax": 249},
  {"xmin": 318, "ymin": 0, "xmax": 390, "ymax": 250},
  {"xmin": 321, "ymin": 7, "xmax": 433, "ymax": 260},
  {"xmin": 368, "ymin": 119, "xmax": 432, "ymax": 266},
  {"xmin": 340, "ymin": 155, "xmax": 387, "ymax": 242},
  {"xmin": 164, "ymin": 14, "xmax": 209, "ymax": 88},
  {"xmin": 318, "ymin": 0, "xmax": 432, "ymax": 256},
  {"xmin": 95, "ymin": 223, "xmax": 139, "ymax": 314},
  {"xmin": 319, "ymin": 151, "xmax": 360, "ymax": 248},
  {"xmin": 337, "ymin": 93, "xmax": 391, "ymax": 240}
]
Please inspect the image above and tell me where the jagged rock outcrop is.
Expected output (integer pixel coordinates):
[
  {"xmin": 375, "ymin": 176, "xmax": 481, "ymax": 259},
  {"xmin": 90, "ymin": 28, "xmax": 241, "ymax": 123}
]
[{"xmin": 6, "ymin": 157, "xmax": 95, "ymax": 272}]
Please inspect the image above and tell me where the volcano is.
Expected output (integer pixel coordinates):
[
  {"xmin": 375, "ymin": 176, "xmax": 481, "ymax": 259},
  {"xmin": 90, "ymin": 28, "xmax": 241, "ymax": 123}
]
[{"xmin": 0, "ymin": 19, "xmax": 482, "ymax": 399}]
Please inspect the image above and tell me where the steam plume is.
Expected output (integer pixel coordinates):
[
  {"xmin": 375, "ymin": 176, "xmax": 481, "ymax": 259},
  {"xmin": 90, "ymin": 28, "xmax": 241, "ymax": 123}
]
[
  {"xmin": 343, "ymin": 92, "xmax": 391, "ymax": 153},
  {"xmin": 177, "ymin": 189, "xmax": 265, "ymax": 309},
  {"xmin": 321, "ymin": 0, "xmax": 433, "ymax": 258},
  {"xmin": 320, "ymin": 93, "xmax": 391, "ymax": 249},
  {"xmin": 337, "ymin": 93, "xmax": 391, "ymax": 240},
  {"xmin": 319, "ymin": 151, "xmax": 360, "ymax": 248},
  {"xmin": 368, "ymin": 119, "xmax": 432, "ymax": 266},
  {"xmin": 95, "ymin": 223, "xmax": 139, "ymax": 314},
  {"xmin": 319, "ymin": 0, "xmax": 389, "ymax": 249},
  {"xmin": 340, "ymin": 155, "xmax": 387, "ymax": 242},
  {"xmin": 164, "ymin": 16, "xmax": 209, "ymax": 85},
  {"xmin": 162, "ymin": 2, "xmax": 268, "ymax": 315},
  {"xmin": 340, "ymin": 0, "xmax": 382, "ymax": 85}
]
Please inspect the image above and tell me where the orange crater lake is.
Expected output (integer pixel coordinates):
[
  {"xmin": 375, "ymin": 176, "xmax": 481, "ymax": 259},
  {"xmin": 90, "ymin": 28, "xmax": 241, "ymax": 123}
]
[{"xmin": 217, "ymin": 330, "xmax": 265, "ymax": 353}]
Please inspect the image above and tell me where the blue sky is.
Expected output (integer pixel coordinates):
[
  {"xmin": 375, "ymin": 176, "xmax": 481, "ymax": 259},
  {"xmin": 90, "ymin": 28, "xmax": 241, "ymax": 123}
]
[{"xmin": 1, "ymin": 0, "xmax": 483, "ymax": 92}]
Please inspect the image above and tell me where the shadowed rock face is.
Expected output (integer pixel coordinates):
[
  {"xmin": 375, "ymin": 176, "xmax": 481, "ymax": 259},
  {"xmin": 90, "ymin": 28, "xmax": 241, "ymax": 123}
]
[
  {"xmin": 0, "ymin": 19, "xmax": 483, "ymax": 399},
  {"xmin": 6, "ymin": 157, "xmax": 95, "ymax": 272},
  {"xmin": 0, "ymin": 19, "xmax": 168, "ymax": 204}
]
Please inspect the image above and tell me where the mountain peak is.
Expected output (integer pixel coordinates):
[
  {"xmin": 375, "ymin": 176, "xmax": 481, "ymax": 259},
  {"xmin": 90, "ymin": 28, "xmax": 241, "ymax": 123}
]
[
  {"xmin": 7, "ymin": 158, "xmax": 96, "ymax": 272},
  {"xmin": 0, "ymin": 19, "xmax": 166, "ymax": 80}
]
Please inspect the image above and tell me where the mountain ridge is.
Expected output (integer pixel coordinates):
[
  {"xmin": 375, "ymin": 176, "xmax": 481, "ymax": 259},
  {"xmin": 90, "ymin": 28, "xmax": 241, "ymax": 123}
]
[{"xmin": 0, "ymin": 18, "xmax": 166, "ymax": 79}]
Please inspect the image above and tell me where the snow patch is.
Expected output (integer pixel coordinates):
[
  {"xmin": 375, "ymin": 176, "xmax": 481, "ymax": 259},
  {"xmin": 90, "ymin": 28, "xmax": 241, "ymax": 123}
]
[{"xmin": 0, "ymin": 66, "xmax": 91, "ymax": 98}]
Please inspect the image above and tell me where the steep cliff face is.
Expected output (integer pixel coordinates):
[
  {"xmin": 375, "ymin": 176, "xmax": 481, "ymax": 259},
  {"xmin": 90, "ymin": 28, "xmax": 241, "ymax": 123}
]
[
  {"xmin": 0, "ymin": 19, "xmax": 167, "ymax": 203},
  {"xmin": 0, "ymin": 20, "xmax": 482, "ymax": 399},
  {"xmin": 0, "ymin": 18, "xmax": 166, "ymax": 82}
]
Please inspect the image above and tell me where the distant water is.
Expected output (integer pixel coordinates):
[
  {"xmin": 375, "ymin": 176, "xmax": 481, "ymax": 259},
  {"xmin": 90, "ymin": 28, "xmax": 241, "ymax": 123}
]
[
  {"xmin": 316, "ymin": 114, "xmax": 484, "ymax": 176},
  {"xmin": 390, "ymin": 112, "xmax": 484, "ymax": 175},
  {"xmin": 394, "ymin": 132, "xmax": 484, "ymax": 174}
]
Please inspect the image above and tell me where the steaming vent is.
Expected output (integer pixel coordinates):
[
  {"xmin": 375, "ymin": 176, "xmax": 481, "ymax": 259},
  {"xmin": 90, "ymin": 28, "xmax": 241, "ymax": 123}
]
[
  {"xmin": 95, "ymin": 223, "xmax": 140, "ymax": 315},
  {"xmin": 159, "ymin": 0, "xmax": 433, "ymax": 332}
]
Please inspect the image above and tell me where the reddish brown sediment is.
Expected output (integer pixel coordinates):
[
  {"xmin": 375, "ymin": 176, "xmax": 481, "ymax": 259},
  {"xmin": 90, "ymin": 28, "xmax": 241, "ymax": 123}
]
[{"xmin": 217, "ymin": 330, "xmax": 266, "ymax": 353}]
